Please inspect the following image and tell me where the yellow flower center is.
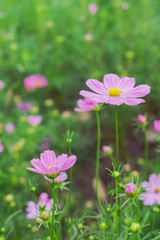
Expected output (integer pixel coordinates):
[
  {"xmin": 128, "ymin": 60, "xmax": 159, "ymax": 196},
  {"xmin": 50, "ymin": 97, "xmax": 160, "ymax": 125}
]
[
  {"xmin": 108, "ymin": 88, "xmax": 122, "ymax": 97},
  {"xmin": 48, "ymin": 165, "xmax": 56, "ymax": 169},
  {"xmin": 154, "ymin": 188, "xmax": 159, "ymax": 193}
]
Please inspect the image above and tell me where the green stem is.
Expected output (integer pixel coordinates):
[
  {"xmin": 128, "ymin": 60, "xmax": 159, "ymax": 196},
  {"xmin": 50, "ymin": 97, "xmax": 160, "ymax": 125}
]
[
  {"xmin": 51, "ymin": 181, "xmax": 56, "ymax": 240},
  {"xmin": 156, "ymin": 141, "xmax": 160, "ymax": 172},
  {"xmin": 103, "ymin": 229, "xmax": 106, "ymax": 240},
  {"xmin": 135, "ymin": 198, "xmax": 140, "ymax": 240},
  {"xmin": 115, "ymin": 106, "xmax": 120, "ymax": 235},
  {"xmin": 115, "ymin": 178, "xmax": 118, "ymax": 234},
  {"xmin": 144, "ymin": 127, "xmax": 149, "ymax": 172},
  {"xmin": 67, "ymin": 144, "xmax": 72, "ymax": 239},
  {"xmin": 95, "ymin": 111, "xmax": 106, "ymax": 214}
]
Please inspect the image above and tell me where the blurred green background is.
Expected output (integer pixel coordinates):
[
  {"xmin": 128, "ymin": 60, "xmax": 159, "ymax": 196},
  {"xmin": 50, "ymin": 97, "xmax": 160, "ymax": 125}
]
[{"xmin": 0, "ymin": 0, "xmax": 160, "ymax": 239}]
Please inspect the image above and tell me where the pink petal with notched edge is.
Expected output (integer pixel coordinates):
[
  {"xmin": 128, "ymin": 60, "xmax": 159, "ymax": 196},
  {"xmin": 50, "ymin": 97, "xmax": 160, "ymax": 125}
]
[
  {"xmin": 54, "ymin": 154, "xmax": 68, "ymax": 166},
  {"xmin": 103, "ymin": 74, "xmax": 120, "ymax": 90},
  {"xmin": 117, "ymin": 77, "xmax": 135, "ymax": 90},
  {"xmin": 30, "ymin": 159, "xmax": 45, "ymax": 171},
  {"xmin": 86, "ymin": 79, "xmax": 107, "ymax": 94},
  {"xmin": 38, "ymin": 193, "xmax": 49, "ymax": 205},
  {"xmin": 80, "ymin": 90, "xmax": 108, "ymax": 102},
  {"xmin": 143, "ymin": 193, "xmax": 156, "ymax": 205},
  {"xmin": 123, "ymin": 98, "xmax": 145, "ymax": 106},
  {"xmin": 60, "ymin": 155, "xmax": 77, "ymax": 171},
  {"xmin": 40, "ymin": 150, "xmax": 56, "ymax": 168},
  {"xmin": 125, "ymin": 84, "xmax": 150, "ymax": 97}
]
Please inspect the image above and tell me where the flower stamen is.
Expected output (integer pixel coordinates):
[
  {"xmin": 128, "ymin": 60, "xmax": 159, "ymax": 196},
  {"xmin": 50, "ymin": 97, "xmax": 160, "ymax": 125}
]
[
  {"xmin": 48, "ymin": 165, "xmax": 56, "ymax": 169},
  {"xmin": 108, "ymin": 88, "xmax": 122, "ymax": 97},
  {"xmin": 154, "ymin": 188, "xmax": 159, "ymax": 193}
]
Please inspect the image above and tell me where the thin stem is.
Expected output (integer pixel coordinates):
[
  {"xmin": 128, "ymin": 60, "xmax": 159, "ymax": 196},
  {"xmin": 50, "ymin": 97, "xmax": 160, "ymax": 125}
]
[
  {"xmin": 156, "ymin": 141, "xmax": 160, "ymax": 173},
  {"xmin": 51, "ymin": 181, "xmax": 56, "ymax": 239},
  {"xmin": 144, "ymin": 127, "xmax": 149, "ymax": 172},
  {"xmin": 67, "ymin": 144, "xmax": 72, "ymax": 239},
  {"xmin": 115, "ymin": 106, "xmax": 119, "ymax": 170},
  {"xmin": 103, "ymin": 229, "xmax": 106, "ymax": 240},
  {"xmin": 115, "ymin": 178, "xmax": 118, "ymax": 234},
  {"xmin": 95, "ymin": 111, "xmax": 106, "ymax": 214},
  {"xmin": 135, "ymin": 198, "xmax": 140, "ymax": 240},
  {"xmin": 115, "ymin": 106, "xmax": 120, "ymax": 235}
]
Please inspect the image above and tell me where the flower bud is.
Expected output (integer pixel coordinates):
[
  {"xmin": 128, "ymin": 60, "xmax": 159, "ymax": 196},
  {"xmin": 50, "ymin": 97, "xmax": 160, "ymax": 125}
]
[
  {"xmin": 36, "ymin": 218, "xmax": 43, "ymax": 224},
  {"xmin": 153, "ymin": 207, "xmax": 160, "ymax": 213},
  {"xmin": 89, "ymin": 236, "xmax": 94, "ymax": 240},
  {"xmin": 130, "ymin": 170, "xmax": 139, "ymax": 178},
  {"xmin": 40, "ymin": 211, "xmax": 50, "ymax": 220},
  {"xmin": 112, "ymin": 171, "xmax": 120, "ymax": 179},
  {"xmin": 27, "ymin": 224, "xmax": 32, "ymax": 229},
  {"xmin": 66, "ymin": 138, "xmax": 72, "ymax": 144},
  {"xmin": 124, "ymin": 164, "xmax": 131, "ymax": 172},
  {"xmin": 10, "ymin": 201, "xmax": 16, "ymax": 208},
  {"xmin": 0, "ymin": 236, "xmax": 5, "ymax": 240},
  {"xmin": 102, "ymin": 145, "xmax": 113, "ymax": 156},
  {"xmin": 77, "ymin": 223, "xmax": 83, "ymax": 230},
  {"xmin": 125, "ymin": 183, "xmax": 137, "ymax": 197},
  {"xmin": 5, "ymin": 194, "xmax": 14, "ymax": 202},
  {"xmin": 30, "ymin": 186, "xmax": 37, "ymax": 192},
  {"xmin": 39, "ymin": 205, "xmax": 46, "ymax": 211},
  {"xmin": 46, "ymin": 237, "xmax": 51, "ymax": 240},
  {"xmin": 137, "ymin": 115, "xmax": 147, "ymax": 125},
  {"xmin": 99, "ymin": 222, "xmax": 108, "ymax": 230},
  {"xmin": 130, "ymin": 222, "xmax": 141, "ymax": 233},
  {"xmin": 0, "ymin": 228, "xmax": 6, "ymax": 234}
]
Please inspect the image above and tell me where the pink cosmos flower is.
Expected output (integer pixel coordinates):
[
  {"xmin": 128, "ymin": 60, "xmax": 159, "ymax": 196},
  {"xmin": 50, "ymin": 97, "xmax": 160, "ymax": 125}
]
[
  {"xmin": 154, "ymin": 120, "xmax": 160, "ymax": 134},
  {"xmin": 139, "ymin": 174, "xmax": 160, "ymax": 205},
  {"xmin": 80, "ymin": 74, "xmax": 150, "ymax": 106},
  {"xmin": 26, "ymin": 192, "xmax": 53, "ymax": 219},
  {"xmin": 28, "ymin": 115, "xmax": 42, "ymax": 126},
  {"xmin": 0, "ymin": 139, "xmax": 3, "ymax": 152},
  {"xmin": 27, "ymin": 150, "xmax": 77, "ymax": 178},
  {"xmin": 122, "ymin": 2, "xmax": 129, "ymax": 10},
  {"xmin": 44, "ymin": 172, "xmax": 68, "ymax": 183},
  {"xmin": 5, "ymin": 123, "xmax": 15, "ymax": 133},
  {"xmin": 17, "ymin": 101, "xmax": 33, "ymax": 113},
  {"xmin": 88, "ymin": 4, "xmax": 98, "ymax": 15},
  {"xmin": 0, "ymin": 80, "xmax": 4, "ymax": 89},
  {"xmin": 125, "ymin": 183, "xmax": 137, "ymax": 196},
  {"xmin": 124, "ymin": 164, "xmax": 131, "ymax": 172},
  {"xmin": 24, "ymin": 74, "xmax": 48, "ymax": 90},
  {"xmin": 137, "ymin": 115, "xmax": 147, "ymax": 124},
  {"xmin": 74, "ymin": 98, "xmax": 98, "ymax": 112},
  {"xmin": 84, "ymin": 33, "xmax": 93, "ymax": 42}
]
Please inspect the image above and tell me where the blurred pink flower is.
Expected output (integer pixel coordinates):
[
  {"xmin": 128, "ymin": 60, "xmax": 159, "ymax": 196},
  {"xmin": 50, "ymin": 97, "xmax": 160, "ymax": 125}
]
[
  {"xmin": 27, "ymin": 150, "xmax": 77, "ymax": 178},
  {"xmin": 0, "ymin": 80, "xmax": 4, "ymax": 89},
  {"xmin": 17, "ymin": 101, "xmax": 33, "ymax": 113},
  {"xmin": 84, "ymin": 33, "xmax": 93, "ymax": 41},
  {"xmin": 154, "ymin": 120, "xmax": 160, "ymax": 134},
  {"xmin": 28, "ymin": 115, "xmax": 42, "ymax": 126},
  {"xmin": 124, "ymin": 163, "xmax": 131, "ymax": 172},
  {"xmin": 44, "ymin": 172, "xmax": 68, "ymax": 183},
  {"xmin": 121, "ymin": 2, "xmax": 129, "ymax": 10},
  {"xmin": 74, "ymin": 98, "xmax": 98, "ymax": 112},
  {"xmin": 102, "ymin": 145, "xmax": 113, "ymax": 155},
  {"xmin": 125, "ymin": 183, "xmax": 137, "ymax": 196},
  {"xmin": 24, "ymin": 74, "xmax": 48, "ymax": 90},
  {"xmin": 80, "ymin": 74, "xmax": 150, "ymax": 106},
  {"xmin": 139, "ymin": 174, "xmax": 160, "ymax": 205},
  {"xmin": 0, "ymin": 139, "xmax": 3, "ymax": 152},
  {"xmin": 5, "ymin": 123, "xmax": 15, "ymax": 133},
  {"xmin": 26, "ymin": 192, "xmax": 53, "ymax": 219},
  {"xmin": 137, "ymin": 115, "xmax": 147, "ymax": 124},
  {"xmin": 88, "ymin": 3, "xmax": 98, "ymax": 15}
]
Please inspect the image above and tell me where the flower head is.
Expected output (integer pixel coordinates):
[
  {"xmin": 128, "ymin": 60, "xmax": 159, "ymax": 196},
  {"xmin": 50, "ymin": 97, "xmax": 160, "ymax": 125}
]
[
  {"xmin": 27, "ymin": 150, "xmax": 76, "ymax": 178},
  {"xmin": 80, "ymin": 74, "xmax": 150, "ymax": 106},
  {"xmin": 154, "ymin": 120, "xmax": 160, "ymax": 134},
  {"xmin": 24, "ymin": 74, "xmax": 48, "ymax": 90},
  {"xmin": 5, "ymin": 123, "xmax": 15, "ymax": 133},
  {"xmin": 26, "ymin": 192, "xmax": 53, "ymax": 219},
  {"xmin": 124, "ymin": 164, "xmax": 131, "ymax": 172},
  {"xmin": 125, "ymin": 183, "xmax": 137, "ymax": 197},
  {"xmin": 84, "ymin": 33, "xmax": 93, "ymax": 42},
  {"xmin": 74, "ymin": 98, "xmax": 98, "ymax": 112},
  {"xmin": 17, "ymin": 101, "xmax": 33, "ymax": 113},
  {"xmin": 139, "ymin": 174, "xmax": 160, "ymax": 205},
  {"xmin": 137, "ymin": 115, "xmax": 147, "ymax": 125},
  {"xmin": 28, "ymin": 115, "xmax": 42, "ymax": 126},
  {"xmin": 88, "ymin": 4, "xmax": 98, "ymax": 14},
  {"xmin": 102, "ymin": 145, "xmax": 113, "ymax": 155}
]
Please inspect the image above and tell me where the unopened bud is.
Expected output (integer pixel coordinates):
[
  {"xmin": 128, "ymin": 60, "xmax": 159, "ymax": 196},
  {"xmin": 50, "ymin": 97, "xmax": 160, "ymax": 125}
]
[
  {"xmin": 137, "ymin": 115, "xmax": 147, "ymax": 125},
  {"xmin": 112, "ymin": 171, "xmax": 120, "ymax": 179},
  {"xmin": 10, "ymin": 201, "xmax": 16, "ymax": 208},
  {"xmin": 0, "ymin": 236, "xmax": 5, "ymax": 240},
  {"xmin": 5, "ymin": 194, "xmax": 14, "ymax": 202},
  {"xmin": 102, "ymin": 145, "xmax": 113, "ymax": 155},
  {"xmin": 124, "ymin": 164, "xmax": 131, "ymax": 172},
  {"xmin": 125, "ymin": 183, "xmax": 137, "ymax": 197},
  {"xmin": 30, "ymin": 186, "xmax": 37, "ymax": 192},
  {"xmin": 40, "ymin": 211, "xmax": 50, "ymax": 220},
  {"xmin": 0, "ymin": 228, "xmax": 6, "ymax": 234},
  {"xmin": 27, "ymin": 224, "xmax": 32, "ymax": 229},
  {"xmin": 153, "ymin": 207, "xmax": 160, "ymax": 213},
  {"xmin": 66, "ymin": 138, "xmax": 72, "ymax": 144},
  {"xmin": 89, "ymin": 236, "xmax": 94, "ymax": 240},
  {"xmin": 99, "ymin": 222, "xmax": 108, "ymax": 230},
  {"xmin": 39, "ymin": 205, "xmax": 45, "ymax": 211},
  {"xmin": 77, "ymin": 223, "xmax": 83, "ymax": 230},
  {"xmin": 36, "ymin": 218, "xmax": 43, "ymax": 224},
  {"xmin": 130, "ymin": 222, "xmax": 141, "ymax": 233}
]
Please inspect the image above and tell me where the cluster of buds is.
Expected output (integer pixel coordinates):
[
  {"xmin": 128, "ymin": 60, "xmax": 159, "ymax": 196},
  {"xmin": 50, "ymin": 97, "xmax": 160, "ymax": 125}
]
[{"xmin": 5, "ymin": 194, "xmax": 16, "ymax": 208}]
